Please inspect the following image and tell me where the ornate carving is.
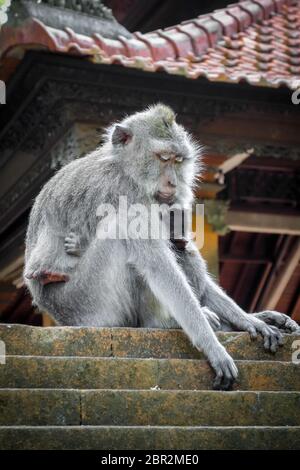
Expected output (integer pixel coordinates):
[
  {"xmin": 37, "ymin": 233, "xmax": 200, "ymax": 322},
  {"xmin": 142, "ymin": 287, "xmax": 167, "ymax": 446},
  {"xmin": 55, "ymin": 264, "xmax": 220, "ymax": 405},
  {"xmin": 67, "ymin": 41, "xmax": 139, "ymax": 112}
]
[
  {"xmin": 227, "ymin": 168, "xmax": 300, "ymax": 207},
  {"xmin": 197, "ymin": 199, "xmax": 230, "ymax": 235},
  {"xmin": 251, "ymin": 144, "xmax": 300, "ymax": 161},
  {"xmin": 7, "ymin": 0, "xmax": 131, "ymax": 39},
  {"xmin": 0, "ymin": 157, "xmax": 52, "ymax": 216},
  {"xmin": 206, "ymin": 140, "xmax": 300, "ymax": 161},
  {"xmin": 0, "ymin": 55, "xmax": 299, "ymax": 229},
  {"xmin": 39, "ymin": 1, "xmax": 114, "ymax": 20},
  {"xmin": 50, "ymin": 127, "xmax": 79, "ymax": 169}
]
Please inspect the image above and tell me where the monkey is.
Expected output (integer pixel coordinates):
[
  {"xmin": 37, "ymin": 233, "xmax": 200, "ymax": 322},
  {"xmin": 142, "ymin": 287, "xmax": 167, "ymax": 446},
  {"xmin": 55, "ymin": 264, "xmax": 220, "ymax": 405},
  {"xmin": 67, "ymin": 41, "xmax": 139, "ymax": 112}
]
[{"xmin": 24, "ymin": 104, "xmax": 299, "ymax": 390}]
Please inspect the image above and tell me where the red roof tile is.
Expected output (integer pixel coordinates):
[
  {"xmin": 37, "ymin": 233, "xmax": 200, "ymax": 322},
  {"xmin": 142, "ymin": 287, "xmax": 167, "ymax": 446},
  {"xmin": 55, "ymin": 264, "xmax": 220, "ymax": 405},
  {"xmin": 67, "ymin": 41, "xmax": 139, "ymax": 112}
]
[{"xmin": 1, "ymin": 0, "xmax": 300, "ymax": 89}]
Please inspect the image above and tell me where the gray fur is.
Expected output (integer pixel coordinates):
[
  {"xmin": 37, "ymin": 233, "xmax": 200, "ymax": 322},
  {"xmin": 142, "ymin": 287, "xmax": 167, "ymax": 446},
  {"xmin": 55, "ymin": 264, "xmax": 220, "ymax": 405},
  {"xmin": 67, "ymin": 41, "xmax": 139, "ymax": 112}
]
[{"xmin": 24, "ymin": 104, "xmax": 298, "ymax": 390}]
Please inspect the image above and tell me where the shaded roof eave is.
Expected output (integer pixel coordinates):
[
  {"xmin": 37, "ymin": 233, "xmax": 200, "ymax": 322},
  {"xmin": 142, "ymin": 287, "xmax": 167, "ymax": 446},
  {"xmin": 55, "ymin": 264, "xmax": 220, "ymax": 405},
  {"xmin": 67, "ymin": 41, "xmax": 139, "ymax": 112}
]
[{"xmin": 0, "ymin": 0, "xmax": 300, "ymax": 90}]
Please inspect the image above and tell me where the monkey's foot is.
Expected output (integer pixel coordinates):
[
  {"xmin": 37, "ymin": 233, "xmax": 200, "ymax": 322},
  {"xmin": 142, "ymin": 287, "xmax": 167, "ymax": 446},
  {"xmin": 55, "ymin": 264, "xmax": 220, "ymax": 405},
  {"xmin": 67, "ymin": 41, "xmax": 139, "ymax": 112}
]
[
  {"xmin": 254, "ymin": 311, "xmax": 299, "ymax": 333},
  {"xmin": 202, "ymin": 307, "xmax": 221, "ymax": 331},
  {"xmin": 26, "ymin": 270, "xmax": 70, "ymax": 286}
]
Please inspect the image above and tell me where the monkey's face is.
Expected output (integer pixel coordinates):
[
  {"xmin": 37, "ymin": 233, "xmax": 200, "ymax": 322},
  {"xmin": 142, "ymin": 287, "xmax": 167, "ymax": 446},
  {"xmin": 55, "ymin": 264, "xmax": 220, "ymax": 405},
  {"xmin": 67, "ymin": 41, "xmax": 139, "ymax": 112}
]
[
  {"xmin": 145, "ymin": 126, "xmax": 199, "ymax": 207},
  {"xmin": 153, "ymin": 152, "xmax": 184, "ymax": 205},
  {"xmin": 110, "ymin": 104, "xmax": 201, "ymax": 207}
]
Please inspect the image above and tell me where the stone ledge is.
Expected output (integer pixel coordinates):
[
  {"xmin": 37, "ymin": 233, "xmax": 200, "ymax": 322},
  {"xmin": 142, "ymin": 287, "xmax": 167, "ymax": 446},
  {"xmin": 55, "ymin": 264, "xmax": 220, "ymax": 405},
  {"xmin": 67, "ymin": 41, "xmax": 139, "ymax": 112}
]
[
  {"xmin": 1, "ymin": 425, "xmax": 300, "ymax": 450},
  {"xmin": 0, "ymin": 324, "xmax": 299, "ymax": 361},
  {"xmin": 1, "ymin": 389, "xmax": 299, "ymax": 427},
  {"xmin": 1, "ymin": 356, "xmax": 299, "ymax": 391}
]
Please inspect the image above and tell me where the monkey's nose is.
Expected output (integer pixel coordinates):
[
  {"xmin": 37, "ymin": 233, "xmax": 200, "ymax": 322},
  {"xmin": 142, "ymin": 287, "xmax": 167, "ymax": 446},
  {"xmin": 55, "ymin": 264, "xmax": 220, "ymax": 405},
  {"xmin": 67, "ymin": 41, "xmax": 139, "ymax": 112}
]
[{"xmin": 168, "ymin": 180, "xmax": 177, "ymax": 188}]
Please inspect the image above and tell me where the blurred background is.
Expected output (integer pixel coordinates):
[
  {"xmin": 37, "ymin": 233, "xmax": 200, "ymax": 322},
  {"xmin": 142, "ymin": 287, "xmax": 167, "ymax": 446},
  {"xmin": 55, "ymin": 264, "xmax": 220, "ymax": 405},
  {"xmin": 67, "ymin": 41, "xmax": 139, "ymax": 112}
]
[{"xmin": 0, "ymin": 0, "xmax": 299, "ymax": 326}]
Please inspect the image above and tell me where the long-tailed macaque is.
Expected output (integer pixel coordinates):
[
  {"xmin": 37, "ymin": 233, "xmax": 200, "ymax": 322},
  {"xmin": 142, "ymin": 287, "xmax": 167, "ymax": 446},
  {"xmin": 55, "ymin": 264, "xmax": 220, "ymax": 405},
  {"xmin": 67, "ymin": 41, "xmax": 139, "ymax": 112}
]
[{"xmin": 24, "ymin": 104, "xmax": 298, "ymax": 390}]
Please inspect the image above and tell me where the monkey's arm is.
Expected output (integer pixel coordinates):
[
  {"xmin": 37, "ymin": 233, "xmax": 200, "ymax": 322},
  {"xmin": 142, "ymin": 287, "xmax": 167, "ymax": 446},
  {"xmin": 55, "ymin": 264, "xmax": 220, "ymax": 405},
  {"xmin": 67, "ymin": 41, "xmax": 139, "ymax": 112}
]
[
  {"xmin": 178, "ymin": 241, "xmax": 283, "ymax": 352},
  {"xmin": 128, "ymin": 239, "xmax": 238, "ymax": 390}
]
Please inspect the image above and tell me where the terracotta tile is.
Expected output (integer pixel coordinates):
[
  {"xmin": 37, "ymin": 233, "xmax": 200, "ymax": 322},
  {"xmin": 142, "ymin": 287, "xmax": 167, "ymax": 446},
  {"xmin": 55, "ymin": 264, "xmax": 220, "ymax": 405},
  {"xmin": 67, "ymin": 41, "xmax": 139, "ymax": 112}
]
[{"xmin": 0, "ymin": 0, "xmax": 299, "ymax": 90}]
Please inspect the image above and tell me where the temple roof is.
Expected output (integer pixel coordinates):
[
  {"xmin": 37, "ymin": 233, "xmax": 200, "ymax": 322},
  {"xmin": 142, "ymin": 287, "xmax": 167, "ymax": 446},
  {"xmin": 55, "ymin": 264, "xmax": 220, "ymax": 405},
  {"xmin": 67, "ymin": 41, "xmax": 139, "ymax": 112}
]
[{"xmin": 1, "ymin": 0, "xmax": 300, "ymax": 89}]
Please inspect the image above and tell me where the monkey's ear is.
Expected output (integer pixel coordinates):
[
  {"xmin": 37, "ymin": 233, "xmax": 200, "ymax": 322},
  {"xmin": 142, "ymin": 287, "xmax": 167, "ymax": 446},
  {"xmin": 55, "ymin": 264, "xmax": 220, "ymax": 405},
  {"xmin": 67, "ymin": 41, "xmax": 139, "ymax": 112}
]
[{"xmin": 112, "ymin": 125, "xmax": 133, "ymax": 146}]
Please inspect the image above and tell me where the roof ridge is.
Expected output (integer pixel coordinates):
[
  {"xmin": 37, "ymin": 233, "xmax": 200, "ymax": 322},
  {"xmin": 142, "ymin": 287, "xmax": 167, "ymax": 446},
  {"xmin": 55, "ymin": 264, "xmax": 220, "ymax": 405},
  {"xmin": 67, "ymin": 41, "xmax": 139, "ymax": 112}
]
[
  {"xmin": 0, "ymin": 0, "xmax": 299, "ymax": 89},
  {"xmin": 143, "ymin": 0, "xmax": 293, "ymax": 60}
]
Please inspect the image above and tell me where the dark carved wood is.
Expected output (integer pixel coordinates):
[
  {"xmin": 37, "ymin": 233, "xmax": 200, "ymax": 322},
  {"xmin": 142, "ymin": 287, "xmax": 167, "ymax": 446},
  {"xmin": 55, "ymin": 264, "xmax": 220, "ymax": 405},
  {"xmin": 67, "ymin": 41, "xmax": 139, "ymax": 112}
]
[{"xmin": 0, "ymin": 51, "xmax": 299, "ymax": 271}]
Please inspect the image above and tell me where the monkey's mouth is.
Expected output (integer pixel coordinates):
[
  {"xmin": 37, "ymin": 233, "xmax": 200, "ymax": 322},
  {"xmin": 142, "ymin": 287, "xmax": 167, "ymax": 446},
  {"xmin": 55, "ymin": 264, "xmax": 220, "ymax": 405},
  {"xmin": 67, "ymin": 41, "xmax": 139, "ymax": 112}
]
[{"xmin": 155, "ymin": 191, "xmax": 176, "ymax": 205}]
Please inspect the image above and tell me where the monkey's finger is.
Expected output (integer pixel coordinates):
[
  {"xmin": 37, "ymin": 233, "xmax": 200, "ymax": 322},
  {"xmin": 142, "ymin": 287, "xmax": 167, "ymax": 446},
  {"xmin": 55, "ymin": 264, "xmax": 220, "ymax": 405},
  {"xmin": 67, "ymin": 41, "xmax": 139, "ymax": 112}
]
[
  {"xmin": 269, "ymin": 334, "xmax": 279, "ymax": 353},
  {"xmin": 285, "ymin": 318, "xmax": 299, "ymax": 332},
  {"xmin": 271, "ymin": 327, "xmax": 284, "ymax": 346},
  {"xmin": 213, "ymin": 372, "xmax": 223, "ymax": 390},
  {"xmin": 263, "ymin": 332, "xmax": 271, "ymax": 351},
  {"xmin": 248, "ymin": 326, "xmax": 258, "ymax": 340},
  {"xmin": 229, "ymin": 361, "xmax": 239, "ymax": 378},
  {"xmin": 265, "ymin": 326, "xmax": 283, "ymax": 352},
  {"xmin": 65, "ymin": 238, "xmax": 76, "ymax": 244},
  {"xmin": 220, "ymin": 375, "xmax": 234, "ymax": 391},
  {"xmin": 220, "ymin": 362, "xmax": 237, "ymax": 390},
  {"xmin": 65, "ymin": 243, "xmax": 76, "ymax": 249},
  {"xmin": 210, "ymin": 317, "xmax": 221, "ymax": 330}
]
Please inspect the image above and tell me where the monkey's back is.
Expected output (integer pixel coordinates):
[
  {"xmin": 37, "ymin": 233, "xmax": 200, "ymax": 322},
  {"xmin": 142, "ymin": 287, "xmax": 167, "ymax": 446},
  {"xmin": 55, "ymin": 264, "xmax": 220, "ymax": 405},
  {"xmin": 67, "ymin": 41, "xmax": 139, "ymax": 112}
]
[{"xmin": 25, "ymin": 149, "xmax": 119, "ymax": 255}]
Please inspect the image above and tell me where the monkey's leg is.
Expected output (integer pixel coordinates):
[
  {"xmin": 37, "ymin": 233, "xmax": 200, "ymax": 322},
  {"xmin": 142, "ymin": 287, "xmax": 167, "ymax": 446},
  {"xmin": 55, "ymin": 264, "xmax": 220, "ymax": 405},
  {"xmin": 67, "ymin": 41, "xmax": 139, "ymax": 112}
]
[
  {"xmin": 26, "ymin": 270, "xmax": 69, "ymax": 286},
  {"xmin": 176, "ymin": 243, "xmax": 230, "ymax": 332},
  {"xmin": 129, "ymin": 239, "xmax": 238, "ymax": 390},
  {"xmin": 177, "ymin": 241, "xmax": 283, "ymax": 353},
  {"xmin": 25, "ymin": 225, "xmax": 78, "ymax": 290},
  {"xmin": 27, "ymin": 238, "xmax": 139, "ymax": 328}
]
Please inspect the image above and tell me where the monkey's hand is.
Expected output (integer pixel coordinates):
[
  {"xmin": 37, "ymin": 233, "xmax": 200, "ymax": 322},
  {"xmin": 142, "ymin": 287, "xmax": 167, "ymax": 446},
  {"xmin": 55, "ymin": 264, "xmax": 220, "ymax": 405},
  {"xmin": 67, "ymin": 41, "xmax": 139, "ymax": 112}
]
[
  {"xmin": 236, "ymin": 315, "xmax": 284, "ymax": 353},
  {"xmin": 206, "ymin": 344, "xmax": 238, "ymax": 391},
  {"xmin": 202, "ymin": 307, "xmax": 221, "ymax": 331},
  {"xmin": 64, "ymin": 232, "xmax": 82, "ymax": 257},
  {"xmin": 253, "ymin": 311, "xmax": 299, "ymax": 334}
]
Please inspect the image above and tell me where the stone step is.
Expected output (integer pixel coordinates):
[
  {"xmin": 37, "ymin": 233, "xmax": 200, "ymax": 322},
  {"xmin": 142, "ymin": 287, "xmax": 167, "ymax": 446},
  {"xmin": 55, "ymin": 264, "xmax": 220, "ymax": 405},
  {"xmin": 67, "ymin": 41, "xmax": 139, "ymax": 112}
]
[
  {"xmin": 0, "ymin": 425, "xmax": 299, "ymax": 450},
  {"xmin": 1, "ymin": 356, "xmax": 299, "ymax": 391},
  {"xmin": 0, "ymin": 324, "xmax": 298, "ymax": 361},
  {"xmin": 1, "ymin": 389, "xmax": 300, "ymax": 427}
]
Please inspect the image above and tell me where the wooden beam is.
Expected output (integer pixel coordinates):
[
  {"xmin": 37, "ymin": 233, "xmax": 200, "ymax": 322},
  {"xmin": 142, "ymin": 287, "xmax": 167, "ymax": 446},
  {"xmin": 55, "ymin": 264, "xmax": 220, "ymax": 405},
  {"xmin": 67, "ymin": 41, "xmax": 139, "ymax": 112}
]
[
  {"xmin": 249, "ymin": 262, "xmax": 272, "ymax": 313},
  {"xmin": 256, "ymin": 236, "xmax": 291, "ymax": 311},
  {"xmin": 0, "ymin": 255, "xmax": 24, "ymax": 282},
  {"xmin": 291, "ymin": 295, "xmax": 300, "ymax": 323},
  {"xmin": 219, "ymin": 255, "xmax": 269, "ymax": 264},
  {"xmin": 219, "ymin": 149, "xmax": 253, "ymax": 174},
  {"xmin": 226, "ymin": 211, "xmax": 300, "ymax": 235},
  {"xmin": 263, "ymin": 238, "xmax": 300, "ymax": 310}
]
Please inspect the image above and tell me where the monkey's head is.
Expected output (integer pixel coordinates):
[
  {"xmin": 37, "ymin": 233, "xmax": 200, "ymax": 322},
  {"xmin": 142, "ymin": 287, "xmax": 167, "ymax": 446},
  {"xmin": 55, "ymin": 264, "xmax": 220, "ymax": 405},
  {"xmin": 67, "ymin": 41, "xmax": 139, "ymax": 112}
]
[{"xmin": 108, "ymin": 104, "xmax": 202, "ymax": 207}]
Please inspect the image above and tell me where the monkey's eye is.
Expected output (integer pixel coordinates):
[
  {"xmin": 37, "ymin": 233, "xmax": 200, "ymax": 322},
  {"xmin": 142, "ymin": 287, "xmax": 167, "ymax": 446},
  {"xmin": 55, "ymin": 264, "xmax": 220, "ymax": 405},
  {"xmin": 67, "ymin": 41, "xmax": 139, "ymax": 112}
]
[
  {"xmin": 175, "ymin": 155, "xmax": 183, "ymax": 163},
  {"xmin": 156, "ymin": 154, "xmax": 170, "ymax": 162}
]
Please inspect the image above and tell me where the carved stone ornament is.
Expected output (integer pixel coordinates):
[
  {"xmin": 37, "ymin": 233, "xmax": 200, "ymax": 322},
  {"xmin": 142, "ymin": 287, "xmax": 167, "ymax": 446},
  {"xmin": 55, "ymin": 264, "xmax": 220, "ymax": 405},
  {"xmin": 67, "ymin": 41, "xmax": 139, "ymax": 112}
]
[
  {"xmin": 199, "ymin": 199, "xmax": 230, "ymax": 236},
  {"xmin": 7, "ymin": 0, "xmax": 132, "ymax": 39}
]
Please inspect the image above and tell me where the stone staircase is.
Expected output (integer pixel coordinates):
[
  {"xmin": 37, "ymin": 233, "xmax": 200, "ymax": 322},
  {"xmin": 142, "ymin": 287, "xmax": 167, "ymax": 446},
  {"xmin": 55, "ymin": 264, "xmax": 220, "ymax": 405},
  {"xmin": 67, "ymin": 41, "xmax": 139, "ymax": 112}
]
[{"xmin": 0, "ymin": 324, "xmax": 299, "ymax": 450}]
